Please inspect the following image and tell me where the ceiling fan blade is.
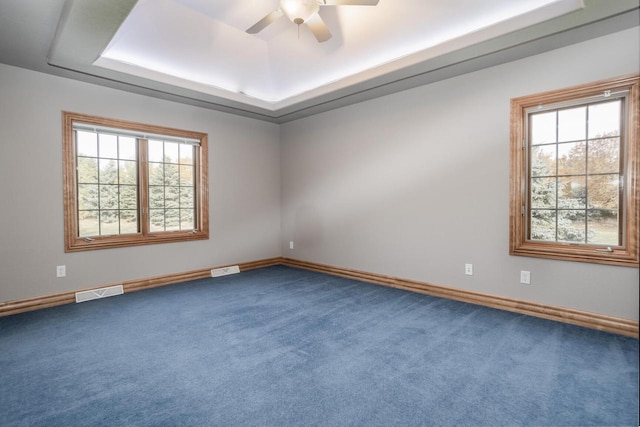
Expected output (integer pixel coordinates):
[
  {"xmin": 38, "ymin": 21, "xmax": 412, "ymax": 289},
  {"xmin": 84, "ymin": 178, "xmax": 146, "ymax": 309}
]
[
  {"xmin": 246, "ymin": 9, "xmax": 283, "ymax": 34},
  {"xmin": 321, "ymin": 0, "xmax": 379, "ymax": 5},
  {"xmin": 306, "ymin": 13, "xmax": 332, "ymax": 42}
]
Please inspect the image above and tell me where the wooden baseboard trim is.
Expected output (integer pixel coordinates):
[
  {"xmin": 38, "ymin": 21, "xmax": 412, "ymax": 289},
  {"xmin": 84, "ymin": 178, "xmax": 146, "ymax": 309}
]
[
  {"xmin": 281, "ymin": 258, "xmax": 639, "ymax": 338},
  {"xmin": 0, "ymin": 257, "xmax": 284, "ymax": 317},
  {"xmin": 3, "ymin": 256, "xmax": 636, "ymax": 338},
  {"xmin": 123, "ymin": 257, "xmax": 283, "ymax": 293}
]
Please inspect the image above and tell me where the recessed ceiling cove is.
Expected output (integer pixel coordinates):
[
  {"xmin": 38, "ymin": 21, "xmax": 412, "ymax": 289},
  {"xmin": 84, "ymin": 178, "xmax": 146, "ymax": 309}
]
[
  {"xmin": 32, "ymin": 0, "xmax": 637, "ymax": 122},
  {"xmin": 95, "ymin": 0, "xmax": 582, "ymax": 108}
]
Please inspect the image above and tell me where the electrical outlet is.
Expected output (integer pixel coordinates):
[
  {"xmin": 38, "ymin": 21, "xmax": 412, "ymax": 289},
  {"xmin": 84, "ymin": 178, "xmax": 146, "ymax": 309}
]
[
  {"xmin": 289, "ymin": 241, "xmax": 294, "ymax": 250},
  {"xmin": 56, "ymin": 265, "xmax": 66, "ymax": 278},
  {"xmin": 520, "ymin": 270, "xmax": 531, "ymax": 285},
  {"xmin": 464, "ymin": 264, "xmax": 473, "ymax": 276}
]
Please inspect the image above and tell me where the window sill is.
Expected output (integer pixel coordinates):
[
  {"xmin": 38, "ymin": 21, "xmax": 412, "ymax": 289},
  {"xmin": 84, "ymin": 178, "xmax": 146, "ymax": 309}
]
[
  {"xmin": 65, "ymin": 231, "xmax": 209, "ymax": 252},
  {"xmin": 510, "ymin": 241, "xmax": 639, "ymax": 267}
]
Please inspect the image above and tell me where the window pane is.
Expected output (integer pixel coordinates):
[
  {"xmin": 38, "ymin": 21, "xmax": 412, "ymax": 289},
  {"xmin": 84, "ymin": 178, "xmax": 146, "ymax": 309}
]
[
  {"xmin": 180, "ymin": 209, "xmax": 194, "ymax": 230},
  {"xmin": 165, "ymin": 209, "xmax": 180, "ymax": 231},
  {"xmin": 119, "ymin": 137, "xmax": 137, "ymax": 160},
  {"xmin": 119, "ymin": 210, "xmax": 138, "ymax": 234},
  {"xmin": 530, "ymin": 112, "xmax": 556, "ymax": 145},
  {"xmin": 531, "ymin": 177, "xmax": 556, "ymax": 209},
  {"xmin": 77, "ymin": 131, "xmax": 98, "ymax": 157},
  {"xmin": 180, "ymin": 144, "xmax": 194, "ymax": 164},
  {"xmin": 99, "ymin": 134, "xmax": 118, "ymax": 158},
  {"xmin": 78, "ymin": 184, "xmax": 99, "ymax": 210},
  {"xmin": 180, "ymin": 186, "xmax": 194, "ymax": 207},
  {"xmin": 148, "ymin": 139, "xmax": 164, "ymax": 162},
  {"xmin": 119, "ymin": 185, "xmax": 137, "ymax": 210},
  {"xmin": 588, "ymin": 138, "xmax": 620, "ymax": 174},
  {"xmin": 100, "ymin": 211, "xmax": 119, "ymax": 235},
  {"xmin": 588, "ymin": 100, "xmax": 620, "ymax": 139},
  {"xmin": 558, "ymin": 106, "xmax": 586, "ymax": 142},
  {"xmin": 164, "ymin": 164, "xmax": 179, "ymax": 186},
  {"xmin": 149, "ymin": 209, "xmax": 165, "ymax": 232},
  {"xmin": 78, "ymin": 210, "xmax": 99, "ymax": 237},
  {"xmin": 526, "ymin": 100, "xmax": 623, "ymax": 246},
  {"xmin": 119, "ymin": 160, "xmax": 137, "ymax": 185},
  {"xmin": 180, "ymin": 164, "xmax": 193, "ymax": 186},
  {"xmin": 587, "ymin": 175, "xmax": 619, "ymax": 210},
  {"xmin": 531, "ymin": 145, "xmax": 556, "ymax": 177},
  {"xmin": 558, "ymin": 177, "xmax": 585, "ymax": 209},
  {"xmin": 146, "ymin": 141, "xmax": 199, "ymax": 235},
  {"xmin": 557, "ymin": 141, "xmax": 586, "ymax": 175},
  {"xmin": 558, "ymin": 210, "xmax": 586, "ymax": 243},
  {"xmin": 587, "ymin": 210, "xmax": 619, "ymax": 245},
  {"xmin": 165, "ymin": 187, "xmax": 180, "ymax": 208},
  {"xmin": 77, "ymin": 133, "xmax": 140, "ymax": 238},
  {"xmin": 77, "ymin": 157, "xmax": 98, "ymax": 183},
  {"xmin": 99, "ymin": 159, "xmax": 118, "ymax": 184},
  {"xmin": 99, "ymin": 185, "xmax": 119, "ymax": 210},
  {"xmin": 164, "ymin": 142, "xmax": 179, "ymax": 164},
  {"xmin": 149, "ymin": 186, "xmax": 164, "ymax": 209},
  {"xmin": 530, "ymin": 209, "xmax": 556, "ymax": 241},
  {"xmin": 149, "ymin": 163, "xmax": 164, "ymax": 185}
]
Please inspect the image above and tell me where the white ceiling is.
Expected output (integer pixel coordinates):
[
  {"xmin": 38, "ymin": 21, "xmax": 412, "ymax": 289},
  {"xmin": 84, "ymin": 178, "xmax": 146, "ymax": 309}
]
[
  {"xmin": 97, "ymin": 0, "xmax": 580, "ymax": 107},
  {"xmin": 0, "ymin": 0, "xmax": 638, "ymax": 123}
]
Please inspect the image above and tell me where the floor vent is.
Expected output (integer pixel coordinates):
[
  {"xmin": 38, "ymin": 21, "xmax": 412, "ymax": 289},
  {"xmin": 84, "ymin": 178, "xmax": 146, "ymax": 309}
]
[
  {"xmin": 211, "ymin": 265, "xmax": 240, "ymax": 278},
  {"xmin": 75, "ymin": 285, "xmax": 124, "ymax": 303}
]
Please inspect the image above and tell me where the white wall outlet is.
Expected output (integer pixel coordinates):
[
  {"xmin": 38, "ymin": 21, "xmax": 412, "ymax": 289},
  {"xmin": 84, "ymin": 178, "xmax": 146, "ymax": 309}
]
[
  {"xmin": 56, "ymin": 265, "xmax": 66, "ymax": 278},
  {"xmin": 464, "ymin": 264, "xmax": 473, "ymax": 276},
  {"xmin": 520, "ymin": 270, "xmax": 531, "ymax": 285},
  {"xmin": 289, "ymin": 241, "xmax": 294, "ymax": 250}
]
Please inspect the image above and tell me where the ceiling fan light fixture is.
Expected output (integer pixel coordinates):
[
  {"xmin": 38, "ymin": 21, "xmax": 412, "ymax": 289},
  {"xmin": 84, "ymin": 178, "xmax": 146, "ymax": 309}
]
[{"xmin": 280, "ymin": 0, "xmax": 320, "ymax": 25}]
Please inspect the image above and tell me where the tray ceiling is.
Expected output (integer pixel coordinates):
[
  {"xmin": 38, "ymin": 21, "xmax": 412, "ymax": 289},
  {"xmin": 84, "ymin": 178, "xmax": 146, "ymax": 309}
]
[{"xmin": 0, "ymin": 0, "xmax": 638, "ymax": 122}]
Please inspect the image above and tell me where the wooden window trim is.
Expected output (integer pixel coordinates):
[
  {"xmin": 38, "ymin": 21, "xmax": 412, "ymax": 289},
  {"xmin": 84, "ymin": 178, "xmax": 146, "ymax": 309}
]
[
  {"xmin": 63, "ymin": 112, "xmax": 209, "ymax": 252},
  {"xmin": 510, "ymin": 75, "xmax": 639, "ymax": 267}
]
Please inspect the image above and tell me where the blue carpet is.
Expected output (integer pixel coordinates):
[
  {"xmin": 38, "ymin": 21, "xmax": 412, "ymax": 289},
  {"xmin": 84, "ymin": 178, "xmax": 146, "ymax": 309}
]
[{"xmin": 1, "ymin": 265, "xmax": 638, "ymax": 426}]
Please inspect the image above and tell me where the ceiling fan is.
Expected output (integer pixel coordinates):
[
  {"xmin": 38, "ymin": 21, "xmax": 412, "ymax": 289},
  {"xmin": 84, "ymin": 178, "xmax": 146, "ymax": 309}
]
[{"xmin": 246, "ymin": 0, "xmax": 380, "ymax": 43}]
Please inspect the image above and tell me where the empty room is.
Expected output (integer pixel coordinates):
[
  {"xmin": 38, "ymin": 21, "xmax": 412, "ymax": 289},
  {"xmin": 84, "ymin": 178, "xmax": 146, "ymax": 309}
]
[{"xmin": 0, "ymin": 0, "xmax": 638, "ymax": 425}]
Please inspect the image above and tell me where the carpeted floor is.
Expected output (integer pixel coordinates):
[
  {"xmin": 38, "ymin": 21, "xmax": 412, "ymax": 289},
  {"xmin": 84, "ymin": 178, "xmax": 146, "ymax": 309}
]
[{"xmin": 1, "ymin": 265, "xmax": 638, "ymax": 426}]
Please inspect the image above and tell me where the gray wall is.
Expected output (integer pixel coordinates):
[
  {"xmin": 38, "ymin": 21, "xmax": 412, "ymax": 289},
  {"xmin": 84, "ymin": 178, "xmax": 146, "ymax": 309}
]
[
  {"xmin": 0, "ymin": 63, "xmax": 281, "ymax": 302},
  {"xmin": 280, "ymin": 27, "xmax": 640, "ymax": 321},
  {"xmin": 1, "ymin": 27, "xmax": 638, "ymax": 322}
]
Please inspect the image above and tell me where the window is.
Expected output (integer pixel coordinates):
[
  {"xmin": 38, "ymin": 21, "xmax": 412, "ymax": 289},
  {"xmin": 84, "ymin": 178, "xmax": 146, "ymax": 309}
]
[
  {"xmin": 63, "ymin": 112, "xmax": 209, "ymax": 252},
  {"xmin": 510, "ymin": 75, "xmax": 639, "ymax": 266}
]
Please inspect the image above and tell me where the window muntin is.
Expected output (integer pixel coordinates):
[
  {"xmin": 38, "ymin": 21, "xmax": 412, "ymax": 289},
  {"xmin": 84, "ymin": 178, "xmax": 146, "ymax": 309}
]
[
  {"xmin": 509, "ymin": 75, "xmax": 639, "ymax": 267},
  {"xmin": 63, "ymin": 112, "xmax": 209, "ymax": 252}
]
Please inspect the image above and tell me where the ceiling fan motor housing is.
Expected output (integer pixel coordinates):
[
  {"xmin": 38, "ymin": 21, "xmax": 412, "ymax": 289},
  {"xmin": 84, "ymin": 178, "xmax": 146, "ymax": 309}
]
[{"xmin": 280, "ymin": 0, "xmax": 320, "ymax": 24}]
